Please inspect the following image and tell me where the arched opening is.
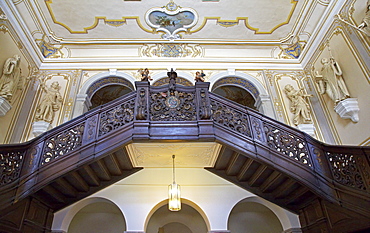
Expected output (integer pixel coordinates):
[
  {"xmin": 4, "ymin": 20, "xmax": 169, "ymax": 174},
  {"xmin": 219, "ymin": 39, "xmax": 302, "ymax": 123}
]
[
  {"xmin": 228, "ymin": 199, "xmax": 283, "ymax": 233},
  {"xmin": 152, "ymin": 76, "xmax": 193, "ymax": 87},
  {"xmin": 89, "ymin": 84, "xmax": 132, "ymax": 110},
  {"xmin": 213, "ymin": 85, "xmax": 257, "ymax": 110},
  {"xmin": 146, "ymin": 202, "xmax": 208, "ymax": 233},
  {"xmin": 211, "ymin": 76, "xmax": 259, "ymax": 110},
  {"xmin": 159, "ymin": 222, "xmax": 192, "ymax": 233},
  {"xmin": 67, "ymin": 201, "xmax": 126, "ymax": 233}
]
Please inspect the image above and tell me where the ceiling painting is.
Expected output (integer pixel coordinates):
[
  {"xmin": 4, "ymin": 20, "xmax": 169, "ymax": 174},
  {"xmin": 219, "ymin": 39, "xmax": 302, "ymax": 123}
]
[
  {"xmin": 146, "ymin": 1, "xmax": 197, "ymax": 40},
  {"xmin": 41, "ymin": 0, "xmax": 300, "ymax": 41}
]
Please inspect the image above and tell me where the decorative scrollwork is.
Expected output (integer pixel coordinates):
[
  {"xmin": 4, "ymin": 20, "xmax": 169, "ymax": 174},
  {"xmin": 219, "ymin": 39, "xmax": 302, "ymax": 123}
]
[
  {"xmin": 41, "ymin": 124, "xmax": 85, "ymax": 165},
  {"xmin": 99, "ymin": 100, "xmax": 135, "ymax": 136},
  {"xmin": 87, "ymin": 116, "xmax": 97, "ymax": 140},
  {"xmin": 150, "ymin": 91, "xmax": 196, "ymax": 121},
  {"xmin": 327, "ymin": 152, "xmax": 366, "ymax": 191},
  {"xmin": 251, "ymin": 117, "xmax": 264, "ymax": 142},
  {"xmin": 0, "ymin": 151, "xmax": 25, "ymax": 185},
  {"xmin": 264, "ymin": 124, "xmax": 311, "ymax": 167},
  {"xmin": 199, "ymin": 88, "xmax": 211, "ymax": 120},
  {"xmin": 210, "ymin": 100, "xmax": 251, "ymax": 137},
  {"xmin": 136, "ymin": 88, "xmax": 147, "ymax": 120}
]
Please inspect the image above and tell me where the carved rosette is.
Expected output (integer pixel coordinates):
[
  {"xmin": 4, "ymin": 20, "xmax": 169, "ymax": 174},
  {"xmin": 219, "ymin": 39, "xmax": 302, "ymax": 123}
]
[
  {"xmin": 99, "ymin": 100, "xmax": 135, "ymax": 136},
  {"xmin": 0, "ymin": 151, "xmax": 25, "ymax": 185},
  {"xmin": 327, "ymin": 152, "xmax": 366, "ymax": 191},
  {"xmin": 150, "ymin": 91, "xmax": 196, "ymax": 121},
  {"xmin": 41, "ymin": 124, "xmax": 85, "ymax": 165},
  {"xmin": 264, "ymin": 124, "xmax": 312, "ymax": 167},
  {"xmin": 210, "ymin": 100, "xmax": 251, "ymax": 137}
]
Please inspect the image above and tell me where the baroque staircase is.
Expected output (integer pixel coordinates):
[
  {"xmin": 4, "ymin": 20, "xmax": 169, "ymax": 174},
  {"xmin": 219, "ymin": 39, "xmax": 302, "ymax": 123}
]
[{"xmin": 0, "ymin": 73, "xmax": 370, "ymax": 233}]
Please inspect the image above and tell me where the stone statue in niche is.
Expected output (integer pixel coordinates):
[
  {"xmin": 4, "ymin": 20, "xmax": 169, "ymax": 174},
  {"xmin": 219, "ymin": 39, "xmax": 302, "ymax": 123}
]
[
  {"xmin": 284, "ymin": 84, "xmax": 313, "ymax": 126},
  {"xmin": 138, "ymin": 68, "xmax": 152, "ymax": 81},
  {"xmin": 358, "ymin": 1, "xmax": 370, "ymax": 35},
  {"xmin": 35, "ymin": 81, "xmax": 63, "ymax": 123},
  {"xmin": 195, "ymin": 70, "xmax": 205, "ymax": 82},
  {"xmin": 315, "ymin": 57, "xmax": 350, "ymax": 104},
  {"xmin": 0, "ymin": 55, "xmax": 24, "ymax": 102}
]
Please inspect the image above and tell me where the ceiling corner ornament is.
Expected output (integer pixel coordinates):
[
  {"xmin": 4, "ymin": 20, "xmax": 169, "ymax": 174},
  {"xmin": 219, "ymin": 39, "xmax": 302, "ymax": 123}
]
[
  {"xmin": 145, "ymin": 0, "xmax": 198, "ymax": 40},
  {"xmin": 36, "ymin": 36, "xmax": 64, "ymax": 58},
  {"xmin": 278, "ymin": 36, "xmax": 304, "ymax": 59}
]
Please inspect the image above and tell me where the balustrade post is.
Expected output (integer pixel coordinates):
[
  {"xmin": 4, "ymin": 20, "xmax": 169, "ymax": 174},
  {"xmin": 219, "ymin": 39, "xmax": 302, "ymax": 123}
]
[
  {"xmin": 195, "ymin": 82, "xmax": 214, "ymax": 140},
  {"xmin": 79, "ymin": 112, "xmax": 99, "ymax": 163},
  {"xmin": 15, "ymin": 139, "xmax": 45, "ymax": 203},
  {"xmin": 133, "ymin": 81, "xmax": 150, "ymax": 139}
]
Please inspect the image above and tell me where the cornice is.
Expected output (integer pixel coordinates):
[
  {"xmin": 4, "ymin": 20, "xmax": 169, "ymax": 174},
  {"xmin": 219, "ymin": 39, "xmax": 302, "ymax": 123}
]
[{"xmin": 0, "ymin": 0, "xmax": 43, "ymax": 67}]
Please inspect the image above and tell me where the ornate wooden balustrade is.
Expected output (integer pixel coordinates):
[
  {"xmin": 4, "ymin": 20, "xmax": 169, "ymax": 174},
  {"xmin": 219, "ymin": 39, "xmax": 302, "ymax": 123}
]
[{"xmin": 0, "ymin": 76, "xmax": 369, "ymax": 232}]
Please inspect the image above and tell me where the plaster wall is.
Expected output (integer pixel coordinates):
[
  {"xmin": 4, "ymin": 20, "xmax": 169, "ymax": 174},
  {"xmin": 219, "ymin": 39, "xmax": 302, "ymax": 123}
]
[{"xmin": 52, "ymin": 168, "xmax": 301, "ymax": 233}]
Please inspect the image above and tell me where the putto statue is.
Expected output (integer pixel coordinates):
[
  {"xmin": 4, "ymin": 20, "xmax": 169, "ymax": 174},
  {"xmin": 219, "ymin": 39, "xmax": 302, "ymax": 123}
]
[
  {"xmin": 0, "ymin": 55, "xmax": 23, "ymax": 101},
  {"xmin": 284, "ymin": 84, "xmax": 313, "ymax": 126},
  {"xmin": 138, "ymin": 68, "xmax": 152, "ymax": 81},
  {"xmin": 35, "ymin": 81, "xmax": 63, "ymax": 123},
  {"xmin": 315, "ymin": 57, "xmax": 350, "ymax": 104},
  {"xmin": 195, "ymin": 70, "xmax": 205, "ymax": 82},
  {"xmin": 358, "ymin": 1, "xmax": 370, "ymax": 35}
]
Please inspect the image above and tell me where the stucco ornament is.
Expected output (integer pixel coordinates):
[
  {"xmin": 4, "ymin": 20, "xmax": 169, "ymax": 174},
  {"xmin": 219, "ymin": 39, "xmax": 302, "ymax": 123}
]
[
  {"xmin": 35, "ymin": 81, "xmax": 63, "ymax": 123},
  {"xmin": 358, "ymin": 1, "xmax": 370, "ymax": 36},
  {"xmin": 0, "ymin": 55, "xmax": 24, "ymax": 102}
]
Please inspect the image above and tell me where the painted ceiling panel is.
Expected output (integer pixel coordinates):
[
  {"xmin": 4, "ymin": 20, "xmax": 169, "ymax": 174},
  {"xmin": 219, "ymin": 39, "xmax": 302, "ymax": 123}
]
[{"xmin": 37, "ymin": 0, "xmax": 301, "ymax": 41}]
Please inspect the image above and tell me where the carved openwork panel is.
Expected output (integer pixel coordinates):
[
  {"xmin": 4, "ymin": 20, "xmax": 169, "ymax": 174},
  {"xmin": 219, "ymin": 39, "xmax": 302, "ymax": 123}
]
[
  {"xmin": 150, "ymin": 91, "xmax": 196, "ymax": 121},
  {"xmin": 41, "ymin": 124, "xmax": 85, "ymax": 165},
  {"xmin": 0, "ymin": 151, "xmax": 25, "ymax": 185},
  {"xmin": 99, "ymin": 99, "xmax": 135, "ymax": 136},
  {"xmin": 210, "ymin": 100, "xmax": 251, "ymax": 137},
  {"xmin": 327, "ymin": 152, "xmax": 366, "ymax": 191},
  {"xmin": 264, "ymin": 124, "xmax": 312, "ymax": 167}
]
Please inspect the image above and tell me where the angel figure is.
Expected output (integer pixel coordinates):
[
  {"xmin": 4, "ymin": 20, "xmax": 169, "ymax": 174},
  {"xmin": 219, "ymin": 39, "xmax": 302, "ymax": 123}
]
[
  {"xmin": 138, "ymin": 68, "xmax": 152, "ymax": 81},
  {"xmin": 195, "ymin": 70, "xmax": 206, "ymax": 82},
  {"xmin": 284, "ymin": 84, "xmax": 313, "ymax": 126}
]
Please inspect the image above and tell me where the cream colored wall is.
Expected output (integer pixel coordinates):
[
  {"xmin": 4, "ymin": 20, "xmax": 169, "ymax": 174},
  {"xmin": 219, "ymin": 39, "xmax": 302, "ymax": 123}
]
[
  {"xmin": 0, "ymin": 22, "xmax": 33, "ymax": 143},
  {"xmin": 52, "ymin": 168, "xmax": 301, "ymax": 233},
  {"xmin": 19, "ymin": 66, "xmax": 341, "ymax": 144},
  {"xmin": 307, "ymin": 21, "xmax": 370, "ymax": 145}
]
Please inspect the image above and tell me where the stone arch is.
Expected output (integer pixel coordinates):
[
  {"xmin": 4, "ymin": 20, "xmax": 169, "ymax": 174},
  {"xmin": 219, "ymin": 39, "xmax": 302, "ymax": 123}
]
[
  {"xmin": 53, "ymin": 197, "xmax": 126, "ymax": 233},
  {"xmin": 72, "ymin": 71, "xmax": 135, "ymax": 117},
  {"xmin": 228, "ymin": 196, "xmax": 301, "ymax": 233},
  {"xmin": 209, "ymin": 71, "xmax": 276, "ymax": 118},
  {"xmin": 144, "ymin": 198, "xmax": 211, "ymax": 233}
]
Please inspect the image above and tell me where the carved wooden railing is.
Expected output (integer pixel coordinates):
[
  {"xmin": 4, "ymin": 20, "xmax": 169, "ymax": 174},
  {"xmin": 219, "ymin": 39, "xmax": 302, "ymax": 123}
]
[{"xmin": 0, "ymin": 81, "xmax": 369, "ymax": 217}]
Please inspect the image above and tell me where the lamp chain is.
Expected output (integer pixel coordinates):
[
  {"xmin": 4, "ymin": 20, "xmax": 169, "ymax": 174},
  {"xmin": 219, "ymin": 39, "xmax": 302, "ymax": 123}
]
[{"xmin": 172, "ymin": 154, "xmax": 175, "ymax": 183}]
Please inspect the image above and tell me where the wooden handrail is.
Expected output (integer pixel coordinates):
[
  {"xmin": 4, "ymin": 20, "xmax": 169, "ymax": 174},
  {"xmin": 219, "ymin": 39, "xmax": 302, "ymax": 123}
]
[{"xmin": 0, "ymin": 81, "xmax": 369, "ymax": 216}]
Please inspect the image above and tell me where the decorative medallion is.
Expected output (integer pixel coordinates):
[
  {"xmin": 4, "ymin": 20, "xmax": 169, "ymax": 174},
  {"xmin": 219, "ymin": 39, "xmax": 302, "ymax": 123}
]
[
  {"xmin": 166, "ymin": 95, "xmax": 180, "ymax": 108},
  {"xmin": 145, "ymin": 0, "xmax": 198, "ymax": 40}
]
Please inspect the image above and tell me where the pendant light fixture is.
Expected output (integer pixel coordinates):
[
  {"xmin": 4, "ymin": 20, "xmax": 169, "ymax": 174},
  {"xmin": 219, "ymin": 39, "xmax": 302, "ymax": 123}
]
[{"xmin": 168, "ymin": 155, "xmax": 181, "ymax": 211}]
